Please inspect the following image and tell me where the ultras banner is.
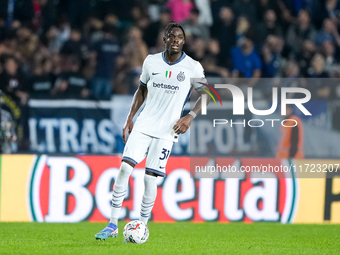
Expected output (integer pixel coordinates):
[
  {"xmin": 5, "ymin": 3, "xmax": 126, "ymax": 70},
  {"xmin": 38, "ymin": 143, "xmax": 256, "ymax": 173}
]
[
  {"xmin": 0, "ymin": 155, "xmax": 339, "ymax": 223},
  {"xmin": 28, "ymin": 99, "xmax": 119, "ymax": 154}
]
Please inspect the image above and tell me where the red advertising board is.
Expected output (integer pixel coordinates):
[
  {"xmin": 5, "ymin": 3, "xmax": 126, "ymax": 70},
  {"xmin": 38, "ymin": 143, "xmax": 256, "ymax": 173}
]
[{"xmin": 28, "ymin": 155, "xmax": 296, "ymax": 223}]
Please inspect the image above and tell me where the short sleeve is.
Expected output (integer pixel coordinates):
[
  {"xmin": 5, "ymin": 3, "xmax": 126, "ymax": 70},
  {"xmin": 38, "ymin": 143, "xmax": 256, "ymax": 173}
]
[
  {"xmin": 139, "ymin": 55, "xmax": 150, "ymax": 86},
  {"xmin": 191, "ymin": 61, "xmax": 207, "ymax": 91}
]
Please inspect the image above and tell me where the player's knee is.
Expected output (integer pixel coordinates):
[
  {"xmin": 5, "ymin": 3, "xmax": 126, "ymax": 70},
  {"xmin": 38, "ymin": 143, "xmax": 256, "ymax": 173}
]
[
  {"xmin": 119, "ymin": 161, "xmax": 134, "ymax": 178},
  {"xmin": 144, "ymin": 174, "xmax": 157, "ymax": 191},
  {"xmin": 122, "ymin": 159, "xmax": 136, "ymax": 168},
  {"xmin": 145, "ymin": 170, "xmax": 158, "ymax": 177}
]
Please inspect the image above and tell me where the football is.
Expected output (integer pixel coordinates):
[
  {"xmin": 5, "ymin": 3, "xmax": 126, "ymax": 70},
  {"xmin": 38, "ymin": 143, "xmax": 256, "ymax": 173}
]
[{"xmin": 123, "ymin": 220, "xmax": 149, "ymax": 244}]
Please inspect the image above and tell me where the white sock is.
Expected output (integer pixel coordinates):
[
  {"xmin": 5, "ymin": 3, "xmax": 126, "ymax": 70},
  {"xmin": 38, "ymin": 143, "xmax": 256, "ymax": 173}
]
[
  {"xmin": 139, "ymin": 174, "xmax": 157, "ymax": 225},
  {"xmin": 110, "ymin": 162, "xmax": 133, "ymax": 225}
]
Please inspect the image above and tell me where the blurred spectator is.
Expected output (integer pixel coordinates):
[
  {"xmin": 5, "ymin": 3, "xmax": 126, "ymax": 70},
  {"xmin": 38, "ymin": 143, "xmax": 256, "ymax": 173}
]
[
  {"xmin": 194, "ymin": 0, "xmax": 213, "ymax": 26},
  {"xmin": 0, "ymin": 108, "xmax": 17, "ymax": 154},
  {"xmin": 0, "ymin": 2, "xmax": 7, "ymax": 24},
  {"xmin": 201, "ymin": 39, "xmax": 229, "ymax": 78},
  {"xmin": 131, "ymin": 3, "xmax": 150, "ymax": 32},
  {"xmin": 143, "ymin": 9, "xmax": 171, "ymax": 50},
  {"xmin": 124, "ymin": 26, "xmax": 148, "ymax": 71},
  {"xmin": 283, "ymin": 60, "xmax": 300, "ymax": 79},
  {"xmin": 256, "ymin": 9, "xmax": 283, "ymax": 46},
  {"xmin": 232, "ymin": 0, "xmax": 258, "ymax": 24},
  {"xmin": 16, "ymin": 26, "xmax": 39, "ymax": 61},
  {"xmin": 0, "ymin": 33, "xmax": 18, "ymax": 58},
  {"xmin": 231, "ymin": 35, "xmax": 262, "ymax": 85},
  {"xmin": 49, "ymin": 53, "xmax": 63, "ymax": 78},
  {"xmin": 94, "ymin": 0, "xmax": 134, "ymax": 22},
  {"xmin": 261, "ymin": 35, "xmax": 286, "ymax": 78},
  {"xmin": 41, "ymin": 57, "xmax": 54, "ymax": 76},
  {"xmin": 235, "ymin": 16, "xmax": 254, "ymax": 45},
  {"xmin": 43, "ymin": 18, "xmax": 70, "ymax": 55},
  {"xmin": 278, "ymin": 0, "xmax": 300, "ymax": 19},
  {"xmin": 0, "ymin": 56, "xmax": 28, "ymax": 105},
  {"xmin": 256, "ymin": 0, "xmax": 280, "ymax": 22},
  {"xmin": 60, "ymin": 27, "xmax": 90, "ymax": 67},
  {"xmin": 207, "ymin": 38, "xmax": 220, "ymax": 57},
  {"xmin": 296, "ymin": 40, "xmax": 316, "ymax": 77},
  {"xmin": 114, "ymin": 26, "xmax": 148, "ymax": 94},
  {"xmin": 326, "ymin": 0, "xmax": 340, "ymax": 23},
  {"xmin": 321, "ymin": 40, "xmax": 339, "ymax": 76},
  {"xmin": 31, "ymin": 0, "xmax": 43, "ymax": 32},
  {"xmin": 181, "ymin": 8, "xmax": 210, "ymax": 39},
  {"xmin": 147, "ymin": 0, "xmax": 163, "ymax": 22},
  {"xmin": 52, "ymin": 56, "xmax": 90, "ymax": 98},
  {"xmin": 66, "ymin": 0, "xmax": 91, "ymax": 29},
  {"xmin": 210, "ymin": 0, "xmax": 232, "ymax": 26},
  {"xmin": 93, "ymin": 0, "xmax": 119, "ymax": 20},
  {"xmin": 277, "ymin": 0, "xmax": 298, "ymax": 32},
  {"xmin": 84, "ymin": 16, "xmax": 104, "ymax": 44},
  {"xmin": 0, "ymin": 16, "xmax": 7, "ymax": 42},
  {"xmin": 308, "ymin": 53, "xmax": 329, "ymax": 78},
  {"xmin": 38, "ymin": 0, "xmax": 57, "ymax": 33},
  {"xmin": 307, "ymin": 53, "xmax": 331, "ymax": 99},
  {"xmin": 303, "ymin": 0, "xmax": 331, "ymax": 29},
  {"xmin": 45, "ymin": 26, "xmax": 67, "ymax": 54},
  {"xmin": 104, "ymin": 13, "xmax": 121, "ymax": 33},
  {"xmin": 212, "ymin": 7, "xmax": 236, "ymax": 67},
  {"xmin": 11, "ymin": 0, "xmax": 35, "ymax": 26},
  {"xmin": 26, "ymin": 62, "xmax": 54, "ymax": 98},
  {"xmin": 91, "ymin": 25, "xmax": 120, "ymax": 100},
  {"xmin": 280, "ymin": 60, "xmax": 301, "ymax": 94},
  {"xmin": 188, "ymin": 37, "xmax": 206, "ymax": 62},
  {"xmin": 314, "ymin": 18, "xmax": 340, "ymax": 47},
  {"xmin": 166, "ymin": 0, "xmax": 194, "ymax": 23},
  {"xmin": 57, "ymin": 18, "xmax": 71, "ymax": 43},
  {"xmin": 286, "ymin": 10, "xmax": 316, "ymax": 56}
]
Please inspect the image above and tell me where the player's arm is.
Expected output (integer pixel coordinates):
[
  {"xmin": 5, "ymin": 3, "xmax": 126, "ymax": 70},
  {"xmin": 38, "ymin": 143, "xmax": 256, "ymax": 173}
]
[
  {"xmin": 173, "ymin": 89, "xmax": 210, "ymax": 135},
  {"xmin": 122, "ymin": 83, "xmax": 148, "ymax": 143}
]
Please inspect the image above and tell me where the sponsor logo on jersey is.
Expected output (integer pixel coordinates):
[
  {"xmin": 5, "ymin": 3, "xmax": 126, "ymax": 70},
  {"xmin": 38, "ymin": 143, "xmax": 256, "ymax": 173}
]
[
  {"xmin": 152, "ymin": 72, "xmax": 160, "ymax": 75},
  {"xmin": 177, "ymin": 71, "xmax": 185, "ymax": 82},
  {"xmin": 153, "ymin": 82, "xmax": 179, "ymax": 90},
  {"xmin": 165, "ymin": 71, "xmax": 172, "ymax": 78}
]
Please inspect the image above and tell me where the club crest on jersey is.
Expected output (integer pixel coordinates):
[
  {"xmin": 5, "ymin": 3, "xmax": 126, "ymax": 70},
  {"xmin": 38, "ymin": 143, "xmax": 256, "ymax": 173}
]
[{"xmin": 177, "ymin": 71, "xmax": 185, "ymax": 82}]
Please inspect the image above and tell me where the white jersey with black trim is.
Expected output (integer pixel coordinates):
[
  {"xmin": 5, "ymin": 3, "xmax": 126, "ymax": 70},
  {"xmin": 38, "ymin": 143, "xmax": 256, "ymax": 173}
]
[{"xmin": 134, "ymin": 51, "xmax": 206, "ymax": 142}]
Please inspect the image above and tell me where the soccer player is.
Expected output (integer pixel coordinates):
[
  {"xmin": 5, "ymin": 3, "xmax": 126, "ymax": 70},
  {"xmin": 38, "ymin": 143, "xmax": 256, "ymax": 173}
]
[{"xmin": 95, "ymin": 21, "xmax": 209, "ymax": 240}]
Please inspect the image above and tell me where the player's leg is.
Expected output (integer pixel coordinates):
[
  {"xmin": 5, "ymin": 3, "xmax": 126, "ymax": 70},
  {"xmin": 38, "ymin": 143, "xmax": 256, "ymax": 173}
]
[
  {"xmin": 95, "ymin": 131, "xmax": 151, "ymax": 240},
  {"xmin": 109, "ymin": 161, "xmax": 133, "ymax": 226},
  {"xmin": 139, "ymin": 138, "xmax": 173, "ymax": 225},
  {"xmin": 140, "ymin": 172, "xmax": 158, "ymax": 225}
]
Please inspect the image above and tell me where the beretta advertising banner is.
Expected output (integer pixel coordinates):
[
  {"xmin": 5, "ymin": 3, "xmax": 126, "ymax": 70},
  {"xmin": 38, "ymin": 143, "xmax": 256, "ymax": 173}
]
[{"xmin": 0, "ymin": 155, "xmax": 339, "ymax": 223}]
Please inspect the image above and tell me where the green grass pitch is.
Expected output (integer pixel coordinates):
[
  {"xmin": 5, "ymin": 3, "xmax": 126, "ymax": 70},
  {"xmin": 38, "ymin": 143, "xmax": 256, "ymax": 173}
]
[{"xmin": 0, "ymin": 222, "xmax": 339, "ymax": 254}]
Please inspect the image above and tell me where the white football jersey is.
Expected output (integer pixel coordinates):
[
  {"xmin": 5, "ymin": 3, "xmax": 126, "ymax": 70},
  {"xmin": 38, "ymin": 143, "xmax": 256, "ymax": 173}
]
[{"xmin": 133, "ymin": 51, "xmax": 206, "ymax": 142}]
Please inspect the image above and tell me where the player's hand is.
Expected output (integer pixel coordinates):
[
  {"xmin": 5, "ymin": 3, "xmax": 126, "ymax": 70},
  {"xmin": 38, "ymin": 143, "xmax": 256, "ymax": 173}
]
[
  {"xmin": 173, "ymin": 114, "xmax": 194, "ymax": 135},
  {"xmin": 122, "ymin": 118, "xmax": 134, "ymax": 143}
]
